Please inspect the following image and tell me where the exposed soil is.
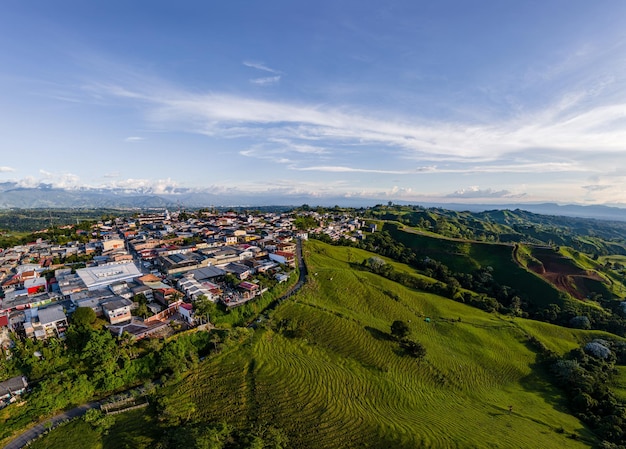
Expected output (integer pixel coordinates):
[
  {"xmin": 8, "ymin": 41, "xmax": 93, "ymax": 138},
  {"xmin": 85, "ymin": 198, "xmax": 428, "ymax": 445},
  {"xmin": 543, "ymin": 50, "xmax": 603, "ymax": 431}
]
[{"xmin": 525, "ymin": 248, "xmax": 605, "ymax": 300}]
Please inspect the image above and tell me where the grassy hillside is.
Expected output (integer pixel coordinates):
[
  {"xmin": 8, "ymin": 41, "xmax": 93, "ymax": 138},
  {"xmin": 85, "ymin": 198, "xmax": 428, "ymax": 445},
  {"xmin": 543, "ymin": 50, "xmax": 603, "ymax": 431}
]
[
  {"xmin": 364, "ymin": 205, "xmax": 626, "ymax": 255},
  {"xmin": 33, "ymin": 240, "xmax": 624, "ymax": 448},
  {"xmin": 383, "ymin": 222, "xmax": 566, "ymax": 310},
  {"xmin": 162, "ymin": 241, "xmax": 598, "ymax": 448}
]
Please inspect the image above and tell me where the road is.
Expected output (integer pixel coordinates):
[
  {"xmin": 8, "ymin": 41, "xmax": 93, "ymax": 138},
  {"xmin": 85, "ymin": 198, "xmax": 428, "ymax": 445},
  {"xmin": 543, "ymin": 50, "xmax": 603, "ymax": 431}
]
[
  {"xmin": 3, "ymin": 401, "xmax": 100, "ymax": 449},
  {"xmin": 248, "ymin": 237, "xmax": 308, "ymax": 327}
]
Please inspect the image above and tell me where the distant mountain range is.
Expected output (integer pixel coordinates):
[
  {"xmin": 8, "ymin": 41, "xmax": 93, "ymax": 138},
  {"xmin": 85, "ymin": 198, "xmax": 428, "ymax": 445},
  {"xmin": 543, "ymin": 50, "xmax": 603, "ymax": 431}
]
[{"xmin": 0, "ymin": 182, "xmax": 625, "ymax": 221}]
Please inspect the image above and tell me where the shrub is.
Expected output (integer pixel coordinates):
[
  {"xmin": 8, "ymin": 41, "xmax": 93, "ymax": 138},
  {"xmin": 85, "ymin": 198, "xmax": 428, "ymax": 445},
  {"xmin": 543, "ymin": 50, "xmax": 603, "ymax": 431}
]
[
  {"xmin": 584, "ymin": 341, "xmax": 612, "ymax": 360},
  {"xmin": 570, "ymin": 316, "xmax": 591, "ymax": 329}
]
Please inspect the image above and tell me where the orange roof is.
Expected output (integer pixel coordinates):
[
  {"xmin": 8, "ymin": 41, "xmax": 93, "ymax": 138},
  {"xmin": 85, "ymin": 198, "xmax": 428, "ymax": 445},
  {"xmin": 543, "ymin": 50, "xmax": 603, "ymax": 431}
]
[{"xmin": 138, "ymin": 274, "xmax": 161, "ymax": 283}]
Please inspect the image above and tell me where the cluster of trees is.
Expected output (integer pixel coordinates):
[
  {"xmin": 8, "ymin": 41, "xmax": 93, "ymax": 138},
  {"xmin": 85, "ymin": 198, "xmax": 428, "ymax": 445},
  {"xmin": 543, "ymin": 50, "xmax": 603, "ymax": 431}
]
[
  {"xmin": 294, "ymin": 214, "xmax": 319, "ymax": 231},
  {"xmin": 0, "ymin": 222, "xmax": 94, "ymax": 249},
  {"xmin": 359, "ymin": 231, "xmax": 527, "ymax": 313},
  {"xmin": 529, "ymin": 336, "xmax": 626, "ymax": 447},
  {"xmin": 390, "ymin": 320, "xmax": 426, "ymax": 360},
  {"xmin": 360, "ymin": 256, "xmax": 501, "ymax": 313},
  {"xmin": 360, "ymin": 204, "xmax": 626, "ymax": 255}
]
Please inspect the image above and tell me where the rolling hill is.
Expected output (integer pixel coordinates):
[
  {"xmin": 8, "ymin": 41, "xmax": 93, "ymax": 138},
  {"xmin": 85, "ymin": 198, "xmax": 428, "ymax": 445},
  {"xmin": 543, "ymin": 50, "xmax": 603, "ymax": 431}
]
[{"xmin": 32, "ymin": 240, "xmax": 626, "ymax": 449}]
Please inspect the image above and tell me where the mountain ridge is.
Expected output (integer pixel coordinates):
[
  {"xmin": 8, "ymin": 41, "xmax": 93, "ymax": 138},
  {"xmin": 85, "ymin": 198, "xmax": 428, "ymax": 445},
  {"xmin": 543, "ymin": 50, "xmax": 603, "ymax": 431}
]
[{"xmin": 0, "ymin": 183, "xmax": 625, "ymax": 221}]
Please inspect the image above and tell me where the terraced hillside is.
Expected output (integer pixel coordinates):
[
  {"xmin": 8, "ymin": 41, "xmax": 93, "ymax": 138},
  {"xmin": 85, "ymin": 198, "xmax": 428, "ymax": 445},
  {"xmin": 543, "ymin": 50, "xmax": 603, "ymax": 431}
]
[{"xmin": 159, "ymin": 241, "xmax": 605, "ymax": 449}]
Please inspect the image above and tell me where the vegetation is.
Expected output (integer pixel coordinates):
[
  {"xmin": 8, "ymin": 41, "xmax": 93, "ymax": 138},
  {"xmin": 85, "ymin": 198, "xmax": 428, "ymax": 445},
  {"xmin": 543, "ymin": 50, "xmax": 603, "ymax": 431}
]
[
  {"xmin": 132, "ymin": 241, "xmax": 607, "ymax": 448},
  {"xmin": 362, "ymin": 204, "xmax": 626, "ymax": 256},
  {"xmin": 8, "ymin": 205, "xmax": 626, "ymax": 449}
]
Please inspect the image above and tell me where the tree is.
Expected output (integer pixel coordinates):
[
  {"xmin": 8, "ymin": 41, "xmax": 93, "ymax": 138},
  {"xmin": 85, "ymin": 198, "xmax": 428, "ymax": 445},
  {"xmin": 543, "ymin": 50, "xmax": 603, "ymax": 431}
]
[
  {"xmin": 391, "ymin": 320, "xmax": 410, "ymax": 340},
  {"xmin": 400, "ymin": 339, "xmax": 427, "ymax": 360},
  {"xmin": 194, "ymin": 295, "xmax": 216, "ymax": 325},
  {"xmin": 72, "ymin": 307, "xmax": 96, "ymax": 329}
]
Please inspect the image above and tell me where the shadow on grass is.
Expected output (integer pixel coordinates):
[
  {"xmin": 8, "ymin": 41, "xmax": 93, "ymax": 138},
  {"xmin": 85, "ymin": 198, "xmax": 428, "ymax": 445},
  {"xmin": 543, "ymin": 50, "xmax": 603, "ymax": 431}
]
[
  {"xmin": 519, "ymin": 365, "xmax": 567, "ymax": 410},
  {"xmin": 364, "ymin": 326, "xmax": 394, "ymax": 342},
  {"xmin": 518, "ymin": 363, "xmax": 597, "ymax": 444}
]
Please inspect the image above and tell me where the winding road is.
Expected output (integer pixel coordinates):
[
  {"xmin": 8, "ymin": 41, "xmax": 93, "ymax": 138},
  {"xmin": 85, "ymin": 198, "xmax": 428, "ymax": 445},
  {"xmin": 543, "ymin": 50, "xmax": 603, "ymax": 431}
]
[
  {"xmin": 247, "ymin": 237, "xmax": 309, "ymax": 327},
  {"xmin": 3, "ymin": 401, "xmax": 100, "ymax": 449}
]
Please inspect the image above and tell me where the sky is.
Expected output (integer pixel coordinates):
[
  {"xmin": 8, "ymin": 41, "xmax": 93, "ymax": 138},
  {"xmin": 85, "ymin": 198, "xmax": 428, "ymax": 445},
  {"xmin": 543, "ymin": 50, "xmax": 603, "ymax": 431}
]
[{"xmin": 1, "ymin": 1, "xmax": 626, "ymax": 206}]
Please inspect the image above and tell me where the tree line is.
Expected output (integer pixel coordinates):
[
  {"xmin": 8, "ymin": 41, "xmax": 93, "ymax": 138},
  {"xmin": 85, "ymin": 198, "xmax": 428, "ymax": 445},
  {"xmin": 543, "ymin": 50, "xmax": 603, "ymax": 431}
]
[{"xmin": 313, "ymin": 230, "xmax": 626, "ymax": 337}]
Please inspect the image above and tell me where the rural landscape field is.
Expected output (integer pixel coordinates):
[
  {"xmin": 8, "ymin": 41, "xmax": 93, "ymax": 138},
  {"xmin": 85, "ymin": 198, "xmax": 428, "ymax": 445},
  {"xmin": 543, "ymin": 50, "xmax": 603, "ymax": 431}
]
[
  {"xmin": 4, "ymin": 2, "xmax": 626, "ymax": 448},
  {"xmin": 14, "ymin": 205, "xmax": 626, "ymax": 449}
]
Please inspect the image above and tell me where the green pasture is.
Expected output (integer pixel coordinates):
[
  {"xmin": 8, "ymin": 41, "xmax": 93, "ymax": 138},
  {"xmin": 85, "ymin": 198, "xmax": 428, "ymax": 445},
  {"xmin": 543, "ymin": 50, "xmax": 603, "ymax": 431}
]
[
  {"xmin": 28, "ymin": 408, "xmax": 159, "ymax": 449},
  {"xmin": 384, "ymin": 223, "xmax": 565, "ymax": 309},
  {"xmin": 612, "ymin": 366, "xmax": 626, "ymax": 402},
  {"xmin": 160, "ymin": 240, "xmax": 598, "ymax": 448},
  {"xmin": 33, "ymin": 240, "xmax": 626, "ymax": 449},
  {"xmin": 600, "ymin": 255, "xmax": 626, "ymax": 265}
]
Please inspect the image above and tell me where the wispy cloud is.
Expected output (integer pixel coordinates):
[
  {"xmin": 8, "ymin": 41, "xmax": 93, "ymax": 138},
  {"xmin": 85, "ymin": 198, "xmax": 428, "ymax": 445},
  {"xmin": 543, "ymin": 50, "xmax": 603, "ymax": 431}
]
[
  {"xmin": 293, "ymin": 165, "xmax": 412, "ymax": 174},
  {"xmin": 583, "ymin": 184, "xmax": 611, "ymax": 192},
  {"xmin": 0, "ymin": 166, "xmax": 16, "ymax": 173},
  {"xmin": 124, "ymin": 136, "xmax": 144, "ymax": 142},
  {"xmin": 135, "ymin": 89, "xmax": 624, "ymax": 158},
  {"xmin": 250, "ymin": 76, "xmax": 281, "ymax": 86},
  {"xmin": 83, "ymin": 60, "xmax": 626, "ymax": 191},
  {"xmin": 243, "ymin": 61, "xmax": 281, "ymax": 74},
  {"xmin": 410, "ymin": 161, "xmax": 589, "ymax": 174}
]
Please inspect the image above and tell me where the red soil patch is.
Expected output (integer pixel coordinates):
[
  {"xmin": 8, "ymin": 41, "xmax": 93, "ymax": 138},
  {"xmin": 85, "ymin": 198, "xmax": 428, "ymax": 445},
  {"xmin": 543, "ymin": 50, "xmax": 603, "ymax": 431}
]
[{"xmin": 529, "ymin": 249, "xmax": 605, "ymax": 300}]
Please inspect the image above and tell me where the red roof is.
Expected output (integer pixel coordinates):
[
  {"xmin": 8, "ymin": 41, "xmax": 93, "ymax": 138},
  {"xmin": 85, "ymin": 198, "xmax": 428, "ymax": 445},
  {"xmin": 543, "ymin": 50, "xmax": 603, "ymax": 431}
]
[
  {"xmin": 0, "ymin": 314, "xmax": 9, "ymax": 327},
  {"xmin": 180, "ymin": 303, "xmax": 193, "ymax": 311},
  {"xmin": 275, "ymin": 251, "xmax": 294, "ymax": 258},
  {"xmin": 239, "ymin": 281, "xmax": 259, "ymax": 290}
]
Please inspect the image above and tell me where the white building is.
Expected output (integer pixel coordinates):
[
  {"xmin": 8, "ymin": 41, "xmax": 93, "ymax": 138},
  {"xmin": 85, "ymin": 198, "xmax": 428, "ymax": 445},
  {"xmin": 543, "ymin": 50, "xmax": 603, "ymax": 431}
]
[{"xmin": 76, "ymin": 262, "xmax": 142, "ymax": 291}]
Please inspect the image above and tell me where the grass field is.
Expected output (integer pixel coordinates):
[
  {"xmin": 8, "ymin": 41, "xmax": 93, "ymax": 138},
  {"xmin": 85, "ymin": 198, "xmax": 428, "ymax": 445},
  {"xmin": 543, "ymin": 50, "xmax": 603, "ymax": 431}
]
[
  {"xmin": 33, "ymin": 240, "xmax": 617, "ymax": 448},
  {"xmin": 28, "ymin": 408, "xmax": 159, "ymax": 449},
  {"xmin": 158, "ymin": 240, "xmax": 600, "ymax": 448}
]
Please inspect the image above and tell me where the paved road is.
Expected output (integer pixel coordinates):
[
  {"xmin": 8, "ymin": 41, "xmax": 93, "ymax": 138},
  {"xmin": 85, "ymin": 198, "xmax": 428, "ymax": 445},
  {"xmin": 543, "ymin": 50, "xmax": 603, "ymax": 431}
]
[
  {"xmin": 247, "ymin": 238, "xmax": 308, "ymax": 327},
  {"xmin": 3, "ymin": 401, "xmax": 100, "ymax": 449}
]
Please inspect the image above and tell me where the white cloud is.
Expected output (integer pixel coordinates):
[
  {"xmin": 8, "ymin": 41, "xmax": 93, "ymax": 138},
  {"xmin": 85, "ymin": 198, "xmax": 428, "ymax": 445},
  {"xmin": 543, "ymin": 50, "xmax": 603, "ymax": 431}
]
[
  {"xmin": 409, "ymin": 161, "xmax": 588, "ymax": 174},
  {"xmin": 124, "ymin": 136, "xmax": 144, "ymax": 142},
  {"xmin": 80, "ymin": 57, "xmax": 626, "ymax": 199},
  {"xmin": 0, "ymin": 166, "xmax": 16, "ymax": 173},
  {"xmin": 446, "ymin": 186, "xmax": 520, "ymax": 199},
  {"xmin": 293, "ymin": 165, "xmax": 412, "ymax": 174},
  {"xmin": 17, "ymin": 171, "xmax": 82, "ymax": 189},
  {"xmin": 243, "ymin": 61, "xmax": 281, "ymax": 74},
  {"xmin": 100, "ymin": 177, "xmax": 180, "ymax": 194},
  {"xmin": 99, "ymin": 84, "xmax": 626, "ymax": 163},
  {"xmin": 250, "ymin": 76, "xmax": 281, "ymax": 86}
]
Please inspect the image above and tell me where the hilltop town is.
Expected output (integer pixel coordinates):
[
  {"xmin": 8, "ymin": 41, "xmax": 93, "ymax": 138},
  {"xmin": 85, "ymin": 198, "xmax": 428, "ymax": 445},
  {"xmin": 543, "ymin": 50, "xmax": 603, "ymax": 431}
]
[{"xmin": 0, "ymin": 208, "xmax": 365, "ymax": 359}]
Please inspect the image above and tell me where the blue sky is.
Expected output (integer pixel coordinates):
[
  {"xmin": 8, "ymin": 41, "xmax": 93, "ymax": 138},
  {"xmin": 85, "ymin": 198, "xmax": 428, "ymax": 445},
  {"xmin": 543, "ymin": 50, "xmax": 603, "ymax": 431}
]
[{"xmin": 2, "ymin": 1, "xmax": 626, "ymax": 206}]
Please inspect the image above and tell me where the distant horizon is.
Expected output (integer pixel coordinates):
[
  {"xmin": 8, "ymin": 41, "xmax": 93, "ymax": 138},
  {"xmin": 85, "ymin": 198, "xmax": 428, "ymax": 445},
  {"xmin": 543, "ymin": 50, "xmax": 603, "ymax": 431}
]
[
  {"xmin": 2, "ymin": 2, "xmax": 626, "ymax": 205},
  {"xmin": 2, "ymin": 182, "xmax": 626, "ymax": 222}
]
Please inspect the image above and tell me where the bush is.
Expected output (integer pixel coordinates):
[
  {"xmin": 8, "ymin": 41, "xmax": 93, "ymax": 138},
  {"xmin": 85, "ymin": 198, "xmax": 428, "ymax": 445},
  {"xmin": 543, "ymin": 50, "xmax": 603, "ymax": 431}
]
[
  {"xmin": 400, "ymin": 339, "xmax": 427, "ymax": 360},
  {"xmin": 390, "ymin": 320, "xmax": 410, "ymax": 340},
  {"xmin": 584, "ymin": 341, "xmax": 612, "ymax": 360},
  {"xmin": 570, "ymin": 316, "xmax": 591, "ymax": 330}
]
